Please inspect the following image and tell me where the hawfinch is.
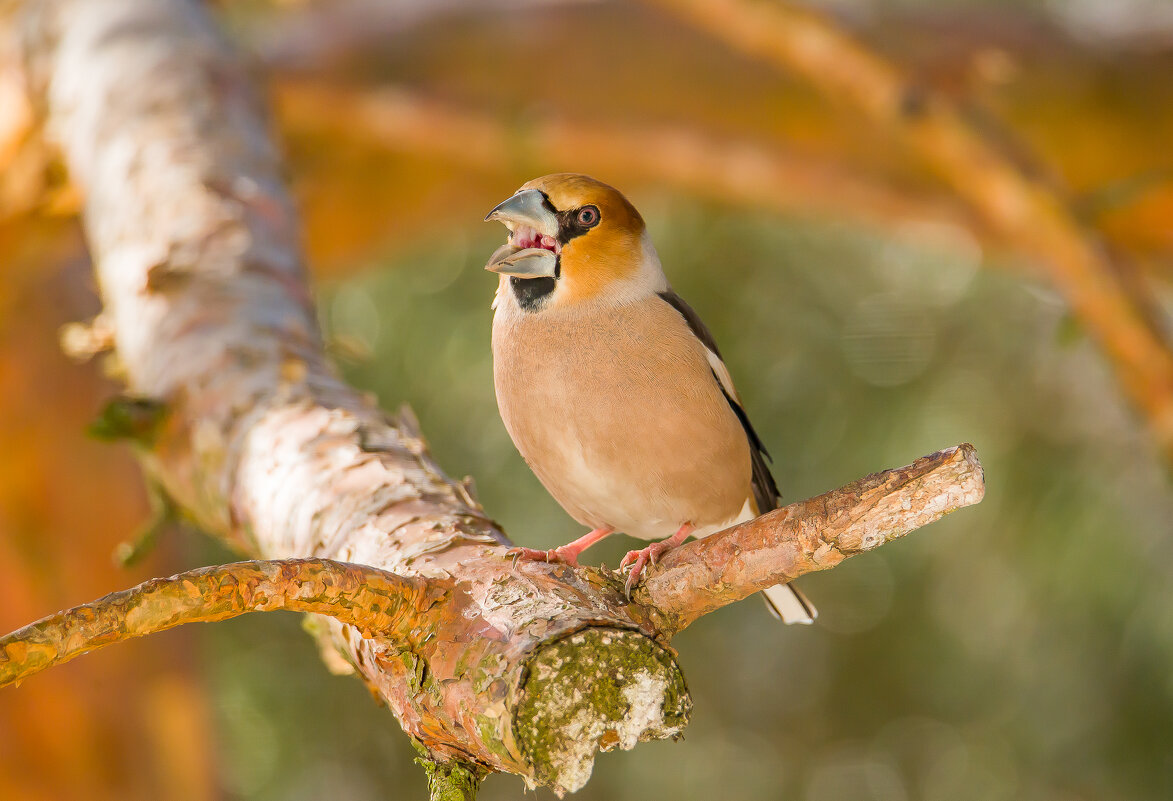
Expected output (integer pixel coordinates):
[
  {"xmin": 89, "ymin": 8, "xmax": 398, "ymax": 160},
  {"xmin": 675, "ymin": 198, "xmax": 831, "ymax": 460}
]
[{"xmin": 484, "ymin": 173, "xmax": 815, "ymax": 624}]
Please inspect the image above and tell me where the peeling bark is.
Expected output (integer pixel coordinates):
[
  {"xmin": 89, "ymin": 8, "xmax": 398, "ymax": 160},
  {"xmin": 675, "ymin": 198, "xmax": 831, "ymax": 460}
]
[{"xmin": 14, "ymin": 0, "xmax": 986, "ymax": 794}]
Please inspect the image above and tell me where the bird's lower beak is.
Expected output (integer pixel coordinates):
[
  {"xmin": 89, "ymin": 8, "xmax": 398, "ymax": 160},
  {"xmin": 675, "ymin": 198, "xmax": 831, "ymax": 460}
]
[
  {"xmin": 484, "ymin": 244, "xmax": 559, "ymax": 278},
  {"xmin": 484, "ymin": 188, "xmax": 561, "ymax": 279}
]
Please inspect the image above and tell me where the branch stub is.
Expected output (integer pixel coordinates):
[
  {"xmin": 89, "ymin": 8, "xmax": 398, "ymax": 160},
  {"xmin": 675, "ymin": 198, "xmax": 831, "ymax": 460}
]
[{"xmin": 514, "ymin": 627, "xmax": 691, "ymax": 795}]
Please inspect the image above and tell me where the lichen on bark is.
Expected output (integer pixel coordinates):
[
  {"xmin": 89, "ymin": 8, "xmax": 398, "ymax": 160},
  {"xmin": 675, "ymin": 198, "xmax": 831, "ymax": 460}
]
[{"xmin": 514, "ymin": 628, "xmax": 691, "ymax": 795}]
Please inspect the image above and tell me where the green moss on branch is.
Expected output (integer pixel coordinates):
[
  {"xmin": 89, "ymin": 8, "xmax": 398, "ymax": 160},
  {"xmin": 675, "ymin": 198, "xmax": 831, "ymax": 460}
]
[{"xmin": 515, "ymin": 627, "xmax": 691, "ymax": 795}]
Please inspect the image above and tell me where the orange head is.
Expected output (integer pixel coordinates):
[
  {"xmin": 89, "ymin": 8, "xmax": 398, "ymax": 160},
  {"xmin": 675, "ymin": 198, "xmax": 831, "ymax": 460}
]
[{"xmin": 484, "ymin": 174, "xmax": 663, "ymax": 311}]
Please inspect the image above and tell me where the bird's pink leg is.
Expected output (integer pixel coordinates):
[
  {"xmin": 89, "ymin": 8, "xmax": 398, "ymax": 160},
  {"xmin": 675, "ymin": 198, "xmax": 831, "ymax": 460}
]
[
  {"xmin": 620, "ymin": 522, "xmax": 695, "ymax": 598},
  {"xmin": 506, "ymin": 526, "xmax": 615, "ymax": 567}
]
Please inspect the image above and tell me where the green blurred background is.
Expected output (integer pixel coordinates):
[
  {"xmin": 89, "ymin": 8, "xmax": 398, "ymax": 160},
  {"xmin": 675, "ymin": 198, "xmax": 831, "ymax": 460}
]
[{"xmin": 3, "ymin": 0, "xmax": 1173, "ymax": 799}]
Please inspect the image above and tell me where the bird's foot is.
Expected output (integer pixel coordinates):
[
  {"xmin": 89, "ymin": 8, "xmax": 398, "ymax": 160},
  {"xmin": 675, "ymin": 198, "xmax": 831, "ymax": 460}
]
[
  {"xmin": 620, "ymin": 544, "xmax": 668, "ymax": 598},
  {"xmin": 506, "ymin": 545, "xmax": 581, "ymax": 567},
  {"xmin": 620, "ymin": 523, "xmax": 694, "ymax": 599},
  {"xmin": 505, "ymin": 526, "xmax": 615, "ymax": 568}
]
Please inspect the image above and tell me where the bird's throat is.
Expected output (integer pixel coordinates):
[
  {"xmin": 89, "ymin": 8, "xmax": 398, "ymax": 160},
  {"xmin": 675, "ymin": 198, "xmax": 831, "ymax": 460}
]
[{"xmin": 511, "ymin": 276, "xmax": 557, "ymax": 311}]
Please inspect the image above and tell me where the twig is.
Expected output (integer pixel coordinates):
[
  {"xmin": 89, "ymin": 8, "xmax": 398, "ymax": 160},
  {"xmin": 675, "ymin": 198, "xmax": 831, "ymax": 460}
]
[
  {"xmin": 641, "ymin": 444, "xmax": 985, "ymax": 632},
  {"xmin": 646, "ymin": 0, "xmax": 1173, "ymax": 461},
  {"xmin": 0, "ymin": 559, "xmax": 433, "ymax": 688}
]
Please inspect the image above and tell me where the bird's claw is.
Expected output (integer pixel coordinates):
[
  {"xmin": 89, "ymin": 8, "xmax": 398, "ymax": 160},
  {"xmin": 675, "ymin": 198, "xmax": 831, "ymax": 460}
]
[
  {"xmin": 620, "ymin": 542, "xmax": 670, "ymax": 599},
  {"xmin": 623, "ymin": 563, "xmax": 643, "ymax": 599},
  {"xmin": 619, "ymin": 548, "xmax": 656, "ymax": 570}
]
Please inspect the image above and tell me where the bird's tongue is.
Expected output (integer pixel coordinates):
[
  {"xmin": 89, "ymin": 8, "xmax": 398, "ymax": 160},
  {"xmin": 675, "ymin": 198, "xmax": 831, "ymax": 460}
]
[{"xmin": 513, "ymin": 226, "xmax": 559, "ymax": 253}]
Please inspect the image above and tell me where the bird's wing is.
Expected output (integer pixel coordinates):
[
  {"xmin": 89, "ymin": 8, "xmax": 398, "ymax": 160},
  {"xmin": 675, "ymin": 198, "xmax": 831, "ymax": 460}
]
[{"xmin": 657, "ymin": 290, "xmax": 781, "ymax": 514}]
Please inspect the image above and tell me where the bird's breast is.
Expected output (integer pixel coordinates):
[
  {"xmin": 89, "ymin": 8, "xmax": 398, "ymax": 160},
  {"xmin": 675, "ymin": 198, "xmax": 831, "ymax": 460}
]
[{"xmin": 491, "ymin": 298, "xmax": 752, "ymax": 539}]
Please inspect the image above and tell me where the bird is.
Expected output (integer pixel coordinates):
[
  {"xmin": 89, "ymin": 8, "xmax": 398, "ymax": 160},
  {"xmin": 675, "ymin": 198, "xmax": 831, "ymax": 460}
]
[{"xmin": 484, "ymin": 173, "xmax": 816, "ymax": 624}]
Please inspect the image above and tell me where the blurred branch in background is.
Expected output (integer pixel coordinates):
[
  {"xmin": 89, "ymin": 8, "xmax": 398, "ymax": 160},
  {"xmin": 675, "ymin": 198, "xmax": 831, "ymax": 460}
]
[
  {"xmin": 272, "ymin": 77, "xmax": 1171, "ymax": 292},
  {"xmin": 275, "ymin": 79, "xmax": 981, "ymax": 242},
  {"xmin": 10, "ymin": 0, "xmax": 1173, "ymax": 460},
  {"xmin": 242, "ymin": 0, "xmax": 1173, "ymax": 262},
  {"xmin": 645, "ymin": 0, "xmax": 1173, "ymax": 463},
  {"xmin": 0, "ymin": 69, "xmax": 983, "ymax": 252},
  {"xmin": 250, "ymin": 0, "xmax": 598, "ymax": 71}
]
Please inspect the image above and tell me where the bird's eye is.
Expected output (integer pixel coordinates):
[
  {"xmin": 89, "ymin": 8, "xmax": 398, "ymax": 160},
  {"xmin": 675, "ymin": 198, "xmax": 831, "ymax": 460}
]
[{"xmin": 576, "ymin": 206, "xmax": 600, "ymax": 228}]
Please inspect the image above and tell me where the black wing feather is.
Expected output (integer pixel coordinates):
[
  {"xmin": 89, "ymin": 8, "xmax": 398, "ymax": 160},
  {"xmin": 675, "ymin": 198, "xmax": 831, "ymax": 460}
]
[{"xmin": 658, "ymin": 290, "xmax": 781, "ymax": 514}]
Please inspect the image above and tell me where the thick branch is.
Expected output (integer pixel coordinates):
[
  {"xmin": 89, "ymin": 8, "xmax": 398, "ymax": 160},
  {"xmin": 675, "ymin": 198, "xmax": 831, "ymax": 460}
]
[
  {"xmin": 648, "ymin": 0, "xmax": 1173, "ymax": 461},
  {"xmin": 641, "ymin": 444, "xmax": 984, "ymax": 632},
  {"xmin": 0, "ymin": 559, "xmax": 434, "ymax": 688}
]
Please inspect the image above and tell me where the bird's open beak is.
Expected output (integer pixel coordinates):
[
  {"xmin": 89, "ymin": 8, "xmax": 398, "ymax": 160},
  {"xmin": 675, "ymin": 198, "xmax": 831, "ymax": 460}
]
[{"xmin": 484, "ymin": 189, "xmax": 560, "ymax": 278}]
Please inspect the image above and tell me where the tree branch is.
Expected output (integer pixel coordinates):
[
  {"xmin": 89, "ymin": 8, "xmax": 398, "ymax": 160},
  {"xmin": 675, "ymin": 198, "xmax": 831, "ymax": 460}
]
[
  {"xmin": 647, "ymin": 0, "xmax": 1173, "ymax": 462},
  {"xmin": 0, "ymin": 559, "xmax": 435, "ymax": 688},
  {"xmin": 641, "ymin": 444, "xmax": 984, "ymax": 632}
]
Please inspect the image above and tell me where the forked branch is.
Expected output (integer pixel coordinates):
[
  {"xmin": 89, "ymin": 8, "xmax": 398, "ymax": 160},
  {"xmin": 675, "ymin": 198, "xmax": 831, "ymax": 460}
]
[{"xmin": 1, "ymin": 444, "xmax": 984, "ymax": 689}]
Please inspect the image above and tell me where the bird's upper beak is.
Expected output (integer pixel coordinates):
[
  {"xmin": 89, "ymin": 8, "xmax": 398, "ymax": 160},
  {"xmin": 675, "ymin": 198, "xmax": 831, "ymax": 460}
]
[
  {"xmin": 484, "ymin": 189, "xmax": 561, "ymax": 278},
  {"xmin": 484, "ymin": 189, "xmax": 558, "ymax": 233}
]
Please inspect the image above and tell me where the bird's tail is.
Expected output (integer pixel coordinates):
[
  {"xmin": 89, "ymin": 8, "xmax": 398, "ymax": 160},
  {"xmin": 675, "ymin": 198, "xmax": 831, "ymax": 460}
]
[{"xmin": 761, "ymin": 582, "xmax": 817, "ymax": 625}]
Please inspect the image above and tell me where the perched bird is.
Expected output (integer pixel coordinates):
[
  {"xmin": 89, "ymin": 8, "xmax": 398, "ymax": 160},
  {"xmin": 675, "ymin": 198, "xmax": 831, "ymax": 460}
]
[{"xmin": 484, "ymin": 173, "xmax": 815, "ymax": 624}]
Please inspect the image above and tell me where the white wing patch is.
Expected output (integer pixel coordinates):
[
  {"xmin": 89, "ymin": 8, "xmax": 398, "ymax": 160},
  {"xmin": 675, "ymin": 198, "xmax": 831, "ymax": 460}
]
[{"xmin": 702, "ymin": 347, "xmax": 741, "ymax": 404}]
